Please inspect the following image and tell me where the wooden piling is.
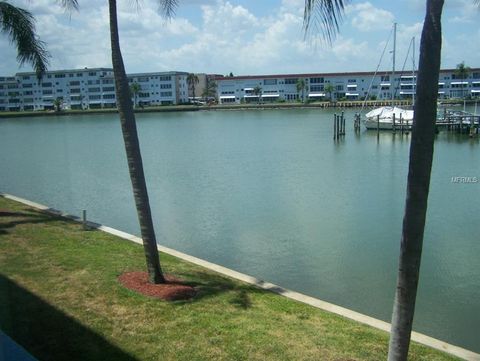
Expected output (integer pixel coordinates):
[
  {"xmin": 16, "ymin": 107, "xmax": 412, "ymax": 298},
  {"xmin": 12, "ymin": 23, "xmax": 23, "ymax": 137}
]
[{"xmin": 376, "ymin": 114, "xmax": 380, "ymax": 139}]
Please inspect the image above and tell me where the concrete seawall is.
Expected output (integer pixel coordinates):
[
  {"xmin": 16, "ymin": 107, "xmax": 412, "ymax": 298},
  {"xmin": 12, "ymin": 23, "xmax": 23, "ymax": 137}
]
[{"xmin": 1, "ymin": 192, "xmax": 479, "ymax": 361}]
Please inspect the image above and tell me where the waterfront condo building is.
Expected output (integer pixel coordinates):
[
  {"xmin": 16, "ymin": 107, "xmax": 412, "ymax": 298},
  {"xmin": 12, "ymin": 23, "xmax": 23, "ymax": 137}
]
[
  {"xmin": 0, "ymin": 68, "xmax": 190, "ymax": 111},
  {"xmin": 215, "ymin": 68, "xmax": 480, "ymax": 104}
]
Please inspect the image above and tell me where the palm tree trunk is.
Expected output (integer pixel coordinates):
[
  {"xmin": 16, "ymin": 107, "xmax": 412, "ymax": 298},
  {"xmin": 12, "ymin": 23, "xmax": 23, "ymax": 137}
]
[
  {"xmin": 387, "ymin": 0, "xmax": 444, "ymax": 359},
  {"xmin": 107, "ymin": 0, "xmax": 165, "ymax": 284}
]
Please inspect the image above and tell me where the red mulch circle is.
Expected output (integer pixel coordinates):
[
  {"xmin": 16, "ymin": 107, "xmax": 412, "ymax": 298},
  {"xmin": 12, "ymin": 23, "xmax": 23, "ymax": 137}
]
[{"xmin": 118, "ymin": 272, "xmax": 196, "ymax": 301}]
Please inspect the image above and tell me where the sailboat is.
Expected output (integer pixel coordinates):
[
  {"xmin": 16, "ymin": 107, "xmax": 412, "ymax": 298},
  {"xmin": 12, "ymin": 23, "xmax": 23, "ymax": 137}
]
[{"xmin": 364, "ymin": 23, "xmax": 415, "ymax": 130}]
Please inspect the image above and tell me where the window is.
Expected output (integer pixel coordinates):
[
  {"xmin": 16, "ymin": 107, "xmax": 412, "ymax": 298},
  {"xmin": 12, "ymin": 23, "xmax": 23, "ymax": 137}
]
[
  {"xmin": 69, "ymin": 81, "xmax": 80, "ymax": 86},
  {"xmin": 102, "ymin": 86, "xmax": 115, "ymax": 92},
  {"xmin": 89, "ymin": 95, "xmax": 101, "ymax": 100},
  {"xmin": 336, "ymin": 85, "xmax": 344, "ymax": 91},
  {"xmin": 22, "ymin": 76, "xmax": 31, "ymax": 80},
  {"xmin": 159, "ymin": 76, "xmax": 172, "ymax": 81},
  {"xmin": 54, "ymin": 74, "xmax": 66, "ymax": 78},
  {"xmin": 70, "ymin": 88, "xmax": 81, "ymax": 94},
  {"xmin": 137, "ymin": 77, "xmax": 149, "ymax": 83},
  {"xmin": 102, "ymin": 79, "xmax": 114, "ymax": 84},
  {"xmin": 24, "ymin": 91, "xmax": 33, "ymax": 95},
  {"xmin": 41, "ymin": 82, "xmax": 52, "ymax": 87},
  {"xmin": 88, "ymin": 72, "xmax": 97, "ymax": 76},
  {"xmin": 139, "ymin": 92, "xmax": 150, "ymax": 98},
  {"xmin": 160, "ymin": 91, "xmax": 172, "ymax": 97},
  {"xmin": 160, "ymin": 84, "xmax": 172, "ymax": 89},
  {"xmin": 381, "ymin": 75, "xmax": 390, "ymax": 82},
  {"xmin": 88, "ymin": 80, "xmax": 100, "ymax": 85},
  {"xmin": 347, "ymin": 79, "xmax": 356, "ymax": 83},
  {"xmin": 284, "ymin": 78, "xmax": 298, "ymax": 84},
  {"xmin": 264, "ymin": 79, "xmax": 277, "ymax": 85},
  {"xmin": 310, "ymin": 85, "xmax": 324, "ymax": 92},
  {"xmin": 103, "ymin": 94, "xmax": 115, "ymax": 99},
  {"xmin": 88, "ymin": 87, "xmax": 101, "ymax": 93},
  {"xmin": 22, "ymin": 84, "xmax": 33, "ymax": 88},
  {"xmin": 310, "ymin": 77, "xmax": 324, "ymax": 84},
  {"xmin": 76, "ymin": 73, "xmax": 83, "ymax": 77},
  {"xmin": 42, "ymin": 90, "xmax": 53, "ymax": 95},
  {"xmin": 472, "ymin": 73, "xmax": 480, "ymax": 79}
]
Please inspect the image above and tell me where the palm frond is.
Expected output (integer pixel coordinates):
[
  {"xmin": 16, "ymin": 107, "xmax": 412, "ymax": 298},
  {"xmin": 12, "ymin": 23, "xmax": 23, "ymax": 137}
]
[
  {"xmin": 0, "ymin": 1, "xmax": 50, "ymax": 79},
  {"xmin": 57, "ymin": 0, "xmax": 79, "ymax": 11},
  {"xmin": 159, "ymin": 0, "xmax": 177, "ymax": 18},
  {"xmin": 303, "ymin": 0, "xmax": 350, "ymax": 44}
]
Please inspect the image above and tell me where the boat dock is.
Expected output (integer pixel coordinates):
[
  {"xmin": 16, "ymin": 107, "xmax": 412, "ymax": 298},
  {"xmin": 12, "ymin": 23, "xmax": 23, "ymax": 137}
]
[{"xmin": 436, "ymin": 109, "xmax": 480, "ymax": 135}]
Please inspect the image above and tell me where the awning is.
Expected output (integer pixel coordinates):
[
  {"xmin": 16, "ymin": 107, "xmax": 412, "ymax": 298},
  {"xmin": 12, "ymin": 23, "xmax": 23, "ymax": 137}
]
[
  {"xmin": 346, "ymin": 93, "xmax": 359, "ymax": 96},
  {"xmin": 347, "ymin": 84, "xmax": 357, "ymax": 88},
  {"xmin": 261, "ymin": 94, "xmax": 279, "ymax": 98},
  {"xmin": 400, "ymin": 91, "xmax": 415, "ymax": 95},
  {"xmin": 243, "ymin": 88, "xmax": 254, "ymax": 91},
  {"xmin": 438, "ymin": 91, "xmax": 445, "ymax": 94},
  {"xmin": 451, "ymin": 81, "xmax": 469, "ymax": 85},
  {"xmin": 400, "ymin": 83, "xmax": 414, "ymax": 86},
  {"xmin": 438, "ymin": 82, "xmax": 445, "ymax": 85},
  {"xmin": 472, "ymin": 82, "xmax": 480, "ymax": 85},
  {"xmin": 471, "ymin": 90, "xmax": 480, "ymax": 93},
  {"xmin": 244, "ymin": 95, "xmax": 259, "ymax": 98},
  {"xmin": 220, "ymin": 95, "xmax": 235, "ymax": 99},
  {"xmin": 308, "ymin": 92, "xmax": 325, "ymax": 97},
  {"xmin": 400, "ymin": 75, "xmax": 416, "ymax": 79},
  {"xmin": 380, "ymin": 83, "xmax": 391, "ymax": 86}
]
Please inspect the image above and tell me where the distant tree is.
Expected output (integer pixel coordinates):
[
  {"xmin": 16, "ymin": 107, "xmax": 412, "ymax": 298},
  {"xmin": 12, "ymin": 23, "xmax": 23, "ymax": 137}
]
[
  {"xmin": 0, "ymin": 0, "xmax": 50, "ymax": 79},
  {"xmin": 201, "ymin": 78, "xmax": 217, "ymax": 101},
  {"xmin": 53, "ymin": 97, "xmax": 63, "ymax": 112},
  {"xmin": 324, "ymin": 83, "xmax": 334, "ymax": 102},
  {"xmin": 454, "ymin": 61, "xmax": 471, "ymax": 98},
  {"xmin": 187, "ymin": 73, "xmax": 199, "ymax": 103},
  {"xmin": 229, "ymin": 72, "xmax": 234, "ymax": 77},
  {"xmin": 130, "ymin": 82, "xmax": 141, "ymax": 108},
  {"xmin": 253, "ymin": 85, "xmax": 262, "ymax": 104},
  {"xmin": 296, "ymin": 78, "xmax": 306, "ymax": 103}
]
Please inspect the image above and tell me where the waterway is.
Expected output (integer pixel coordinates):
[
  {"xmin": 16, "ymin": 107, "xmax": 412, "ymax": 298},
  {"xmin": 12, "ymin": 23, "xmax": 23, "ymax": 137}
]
[{"xmin": 0, "ymin": 108, "xmax": 479, "ymax": 352}]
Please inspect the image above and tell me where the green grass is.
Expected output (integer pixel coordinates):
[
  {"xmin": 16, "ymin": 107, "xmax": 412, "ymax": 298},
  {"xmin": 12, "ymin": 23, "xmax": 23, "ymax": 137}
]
[{"xmin": 0, "ymin": 196, "xmax": 458, "ymax": 361}]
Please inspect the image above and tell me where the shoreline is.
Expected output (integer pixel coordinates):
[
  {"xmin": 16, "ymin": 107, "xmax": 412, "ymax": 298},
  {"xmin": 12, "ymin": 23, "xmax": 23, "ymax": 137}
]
[
  {"xmin": 0, "ymin": 99, "xmax": 476, "ymax": 119},
  {"xmin": 1, "ymin": 191, "xmax": 479, "ymax": 361}
]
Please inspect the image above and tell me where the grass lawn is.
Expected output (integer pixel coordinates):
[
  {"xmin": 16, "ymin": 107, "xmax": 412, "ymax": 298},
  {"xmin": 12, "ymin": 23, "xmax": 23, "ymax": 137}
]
[{"xmin": 0, "ymin": 196, "xmax": 459, "ymax": 361}]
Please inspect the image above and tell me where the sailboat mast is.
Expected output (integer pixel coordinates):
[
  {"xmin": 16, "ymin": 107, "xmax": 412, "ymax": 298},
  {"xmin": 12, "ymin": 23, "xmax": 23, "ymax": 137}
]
[
  {"xmin": 391, "ymin": 22, "xmax": 397, "ymax": 106},
  {"xmin": 412, "ymin": 37, "xmax": 416, "ymax": 106}
]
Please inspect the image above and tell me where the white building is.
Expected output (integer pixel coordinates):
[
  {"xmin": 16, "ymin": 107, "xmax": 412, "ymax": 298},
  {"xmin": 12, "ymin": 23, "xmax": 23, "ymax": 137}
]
[
  {"xmin": 0, "ymin": 68, "xmax": 189, "ymax": 111},
  {"xmin": 216, "ymin": 68, "xmax": 480, "ymax": 104}
]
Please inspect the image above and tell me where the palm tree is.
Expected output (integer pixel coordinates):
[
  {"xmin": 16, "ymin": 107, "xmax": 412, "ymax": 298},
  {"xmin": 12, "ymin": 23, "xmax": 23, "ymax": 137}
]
[
  {"xmin": 187, "ymin": 73, "xmax": 199, "ymax": 103},
  {"xmin": 303, "ymin": 1, "xmax": 461, "ymax": 360},
  {"xmin": 104, "ymin": 0, "xmax": 173, "ymax": 283},
  {"xmin": 454, "ymin": 61, "xmax": 471, "ymax": 99},
  {"xmin": 0, "ymin": 0, "xmax": 50, "ymax": 79},
  {"xmin": 201, "ymin": 78, "xmax": 217, "ymax": 102},
  {"xmin": 324, "ymin": 83, "xmax": 334, "ymax": 102},
  {"xmin": 296, "ymin": 78, "xmax": 306, "ymax": 103},
  {"xmin": 53, "ymin": 97, "xmax": 63, "ymax": 112},
  {"xmin": 130, "ymin": 82, "xmax": 141, "ymax": 108},
  {"xmin": 253, "ymin": 85, "xmax": 262, "ymax": 104}
]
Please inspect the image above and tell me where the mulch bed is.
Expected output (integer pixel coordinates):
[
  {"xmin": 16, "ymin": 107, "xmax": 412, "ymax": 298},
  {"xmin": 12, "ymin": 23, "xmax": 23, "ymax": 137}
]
[{"xmin": 118, "ymin": 271, "xmax": 196, "ymax": 301}]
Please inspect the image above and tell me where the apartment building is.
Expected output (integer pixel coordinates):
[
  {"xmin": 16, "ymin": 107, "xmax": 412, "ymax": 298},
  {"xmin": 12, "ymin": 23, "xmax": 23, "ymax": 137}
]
[
  {"xmin": 215, "ymin": 68, "xmax": 480, "ymax": 104},
  {"xmin": 0, "ymin": 68, "xmax": 189, "ymax": 111}
]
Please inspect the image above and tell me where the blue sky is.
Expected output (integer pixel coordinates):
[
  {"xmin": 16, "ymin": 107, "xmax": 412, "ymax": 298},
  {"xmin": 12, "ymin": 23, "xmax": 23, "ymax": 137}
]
[{"xmin": 1, "ymin": 0, "xmax": 479, "ymax": 76}]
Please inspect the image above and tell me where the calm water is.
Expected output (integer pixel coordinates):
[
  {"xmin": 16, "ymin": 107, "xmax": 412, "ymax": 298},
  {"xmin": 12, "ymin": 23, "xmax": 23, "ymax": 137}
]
[{"xmin": 0, "ymin": 108, "xmax": 479, "ymax": 352}]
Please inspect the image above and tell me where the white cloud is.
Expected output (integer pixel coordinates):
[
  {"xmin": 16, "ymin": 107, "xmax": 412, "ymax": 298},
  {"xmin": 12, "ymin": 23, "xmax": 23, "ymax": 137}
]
[{"xmin": 348, "ymin": 2, "xmax": 395, "ymax": 32}]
